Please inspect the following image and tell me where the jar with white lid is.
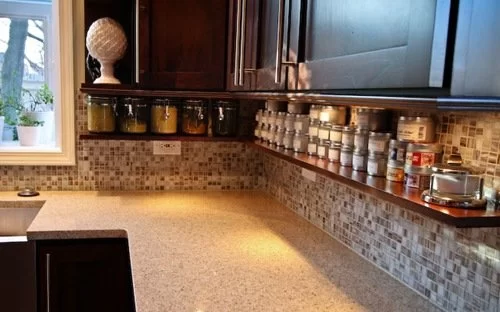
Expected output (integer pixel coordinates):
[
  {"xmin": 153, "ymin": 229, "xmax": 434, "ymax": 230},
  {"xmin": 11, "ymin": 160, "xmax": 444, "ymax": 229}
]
[
  {"xmin": 284, "ymin": 113, "xmax": 296, "ymax": 131},
  {"xmin": 340, "ymin": 145, "xmax": 353, "ymax": 167},
  {"xmin": 368, "ymin": 153, "xmax": 388, "ymax": 177},
  {"xmin": 268, "ymin": 111, "xmax": 278, "ymax": 127},
  {"xmin": 328, "ymin": 142, "xmax": 342, "ymax": 162},
  {"xmin": 293, "ymin": 133, "xmax": 308, "ymax": 153},
  {"xmin": 329, "ymin": 125, "xmax": 343, "ymax": 143},
  {"xmin": 318, "ymin": 122, "xmax": 331, "ymax": 140},
  {"xmin": 388, "ymin": 139, "xmax": 407, "ymax": 164},
  {"xmin": 283, "ymin": 130, "xmax": 294, "ymax": 149},
  {"xmin": 368, "ymin": 132, "xmax": 391, "ymax": 154},
  {"xmin": 275, "ymin": 112, "xmax": 286, "ymax": 128},
  {"xmin": 309, "ymin": 119, "xmax": 320, "ymax": 137},
  {"xmin": 268, "ymin": 126, "xmax": 277, "ymax": 144},
  {"xmin": 307, "ymin": 137, "xmax": 319, "ymax": 156},
  {"xmin": 353, "ymin": 150, "xmax": 368, "ymax": 171},
  {"xmin": 317, "ymin": 140, "xmax": 329, "ymax": 159},
  {"xmin": 341, "ymin": 126, "xmax": 355, "ymax": 147},
  {"xmin": 275, "ymin": 128, "xmax": 285, "ymax": 147},
  {"xmin": 261, "ymin": 110, "xmax": 269, "ymax": 125},
  {"xmin": 293, "ymin": 114, "xmax": 309, "ymax": 133},
  {"xmin": 354, "ymin": 128, "xmax": 369, "ymax": 152}
]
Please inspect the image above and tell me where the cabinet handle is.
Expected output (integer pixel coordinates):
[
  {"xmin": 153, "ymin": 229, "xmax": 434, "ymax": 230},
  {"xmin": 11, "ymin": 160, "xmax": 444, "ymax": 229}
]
[
  {"xmin": 233, "ymin": 0, "xmax": 243, "ymax": 86},
  {"xmin": 135, "ymin": 0, "xmax": 141, "ymax": 83},
  {"xmin": 275, "ymin": 0, "xmax": 286, "ymax": 84},
  {"xmin": 238, "ymin": 0, "xmax": 247, "ymax": 86},
  {"xmin": 46, "ymin": 253, "xmax": 51, "ymax": 312}
]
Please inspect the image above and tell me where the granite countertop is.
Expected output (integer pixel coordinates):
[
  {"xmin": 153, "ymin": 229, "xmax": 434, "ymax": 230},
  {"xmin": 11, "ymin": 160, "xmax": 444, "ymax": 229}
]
[{"xmin": 2, "ymin": 191, "xmax": 437, "ymax": 312}]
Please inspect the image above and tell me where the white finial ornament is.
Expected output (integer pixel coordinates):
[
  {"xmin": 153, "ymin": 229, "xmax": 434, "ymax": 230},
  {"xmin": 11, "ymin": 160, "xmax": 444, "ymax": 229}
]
[{"xmin": 86, "ymin": 18, "xmax": 127, "ymax": 84}]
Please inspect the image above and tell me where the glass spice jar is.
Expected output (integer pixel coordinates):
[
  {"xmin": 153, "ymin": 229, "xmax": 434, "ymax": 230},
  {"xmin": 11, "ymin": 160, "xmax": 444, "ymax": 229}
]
[
  {"xmin": 87, "ymin": 95, "xmax": 117, "ymax": 133},
  {"xmin": 182, "ymin": 99, "xmax": 208, "ymax": 135},
  {"xmin": 293, "ymin": 133, "xmax": 308, "ymax": 153},
  {"xmin": 212, "ymin": 100, "xmax": 238, "ymax": 137},
  {"xmin": 118, "ymin": 97, "xmax": 149, "ymax": 134},
  {"xmin": 150, "ymin": 98, "xmax": 179, "ymax": 134},
  {"xmin": 283, "ymin": 130, "xmax": 295, "ymax": 149},
  {"xmin": 328, "ymin": 142, "xmax": 342, "ymax": 162}
]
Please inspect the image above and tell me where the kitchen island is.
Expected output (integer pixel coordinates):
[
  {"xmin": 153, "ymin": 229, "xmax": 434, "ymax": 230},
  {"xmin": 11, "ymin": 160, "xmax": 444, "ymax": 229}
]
[{"xmin": 2, "ymin": 191, "xmax": 438, "ymax": 311}]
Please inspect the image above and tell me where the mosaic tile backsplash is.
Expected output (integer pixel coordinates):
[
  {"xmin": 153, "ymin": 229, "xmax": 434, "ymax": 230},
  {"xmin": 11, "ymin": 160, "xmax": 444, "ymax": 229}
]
[{"xmin": 260, "ymin": 153, "xmax": 500, "ymax": 312}]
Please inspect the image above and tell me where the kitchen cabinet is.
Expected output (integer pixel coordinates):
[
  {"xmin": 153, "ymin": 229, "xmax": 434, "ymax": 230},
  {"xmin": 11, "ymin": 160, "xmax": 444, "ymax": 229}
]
[
  {"xmin": 295, "ymin": 0, "xmax": 453, "ymax": 91},
  {"xmin": 138, "ymin": 0, "xmax": 228, "ymax": 90},
  {"xmin": 229, "ymin": 0, "xmax": 452, "ymax": 92},
  {"xmin": 227, "ymin": 0, "xmax": 300, "ymax": 91},
  {"xmin": 451, "ymin": 0, "xmax": 500, "ymax": 97},
  {"xmin": 37, "ymin": 239, "xmax": 135, "ymax": 312}
]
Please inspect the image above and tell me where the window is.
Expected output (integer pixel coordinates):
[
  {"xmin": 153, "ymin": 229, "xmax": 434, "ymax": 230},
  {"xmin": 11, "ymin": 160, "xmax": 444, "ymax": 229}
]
[{"xmin": 0, "ymin": 0, "xmax": 75, "ymax": 165}]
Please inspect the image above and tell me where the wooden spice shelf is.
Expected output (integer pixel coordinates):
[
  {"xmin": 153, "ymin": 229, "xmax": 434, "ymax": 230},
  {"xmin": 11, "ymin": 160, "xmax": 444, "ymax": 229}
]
[
  {"xmin": 249, "ymin": 141, "xmax": 500, "ymax": 228},
  {"xmin": 80, "ymin": 133, "xmax": 250, "ymax": 142}
]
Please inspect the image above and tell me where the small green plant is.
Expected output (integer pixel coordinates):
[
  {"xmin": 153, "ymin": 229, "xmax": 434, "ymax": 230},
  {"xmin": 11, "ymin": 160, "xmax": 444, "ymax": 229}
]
[
  {"xmin": 17, "ymin": 114, "xmax": 44, "ymax": 127},
  {"xmin": 23, "ymin": 83, "xmax": 54, "ymax": 112}
]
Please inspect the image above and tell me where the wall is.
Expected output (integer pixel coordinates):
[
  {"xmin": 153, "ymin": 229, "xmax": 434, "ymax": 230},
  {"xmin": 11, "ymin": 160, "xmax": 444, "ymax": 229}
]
[{"xmin": 259, "ymin": 110, "xmax": 500, "ymax": 312}]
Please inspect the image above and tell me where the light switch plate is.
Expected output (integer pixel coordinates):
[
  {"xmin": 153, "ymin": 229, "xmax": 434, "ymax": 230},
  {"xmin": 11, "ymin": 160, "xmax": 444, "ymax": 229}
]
[
  {"xmin": 153, "ymin": 141, "xmax": 181, "ymax": 155},
  {"xmin": 301, "ymin": 168, "xmax": 317, "ymax": 182}
]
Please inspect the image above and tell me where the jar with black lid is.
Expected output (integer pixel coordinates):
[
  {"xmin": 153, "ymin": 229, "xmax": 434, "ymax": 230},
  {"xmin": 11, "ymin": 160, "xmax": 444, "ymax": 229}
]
[
  {"xmin": 118, "ymin": 97, "xmax": 149, "ymax": 134},
  {"xmin": 212, "ymin": 100, "xmax": 238, "ymax": 137},
  {"xmin": 87, "ymin": 95, "xmax": 117, "ymax": 133},
  {"xmin": 182, "ymin": 99, "xmax": 208, "ymax": 135},
  {"xmin": 151, "ymin": 98, "xmax": 179, "ymax": 134}
]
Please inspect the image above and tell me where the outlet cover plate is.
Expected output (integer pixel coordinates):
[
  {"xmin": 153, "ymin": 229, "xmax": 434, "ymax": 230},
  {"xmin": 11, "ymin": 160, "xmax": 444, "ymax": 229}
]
[{"xmin": 153, "ymin": 141, "xmax": 181, "ymax": 155}]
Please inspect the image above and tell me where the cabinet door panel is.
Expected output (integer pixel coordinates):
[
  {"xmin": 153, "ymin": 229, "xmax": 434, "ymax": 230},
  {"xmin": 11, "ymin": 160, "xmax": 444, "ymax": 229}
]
[
  {"xmin": 297, "ymin": 0, "xmax": 447, "ymax": 90},
  {"xmin": 37, "ymin": 239, "xmax": 135, "ymax": 312},
  {"xmin": 139, "ymin": 0, "xmax": 227, "ymax": 90}
]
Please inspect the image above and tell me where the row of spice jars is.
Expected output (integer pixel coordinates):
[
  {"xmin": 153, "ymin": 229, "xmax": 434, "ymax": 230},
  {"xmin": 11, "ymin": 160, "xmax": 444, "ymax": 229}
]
[{"xmin": 86, "ymin": 96, "xmax": 238, "ymax": 136}]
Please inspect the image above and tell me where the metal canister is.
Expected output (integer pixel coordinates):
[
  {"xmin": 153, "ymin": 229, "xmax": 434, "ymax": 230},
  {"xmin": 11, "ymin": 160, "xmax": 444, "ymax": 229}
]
[
  {"xmin": 353, "ymin": 150, "xmax": 368, "ymax": 171},
  {"xmin": 319, "ymin": 105, "xmax": 347, "ymax": 125},
  {"xmin": 397, "ymin": 116, "xmax": 435, "ymax": 143},
  {"xmin": 367, "ymin": 153, "xmax": 388, "ymax": 177},
  {"xmin": 354, "ymin": 128, "xmax": 369, "ymax": 152},
  {"xmin": 307, "ymin": 136, "xmax": 319, "ymax": 156},
  {"xmin": 293, "ymin": 133, "xmax": 308, "ymax": 153},
  {"xmin": 317, "ymin": 140, "xmax": 329, "ymax": 159},
  {"xmin": 283, "ymin": 130, "xmax": 294, "ymax": 149},
  {"xmin": 276, "ymin": 112, "xmax": 286, "ymax": 128},
  {"xmin": 284, "ymin": 113, "xmax": 296, "ymax": 131},
  {"xmin": 293, "ymin": 114, "xmax": 309, "ymax": 133},
  {"xmin": 328, "ymin": 142, "xmax": 342, "ymax": 163},
  {"xmin": 341, "ymin": 126, "xmax": 355, "ymax": 147},
  {"xmin": 309, "ymin": 119, "xmax": 320, "ymax": 137},
  {"xmin": 353, "ymin": 107, "xmax": 390, "ymax": 131},
  {"xmin": 404, "ymin": 167, "xmax": 432, "ymax": 190},
  {"xmin": 275, "ymin": 128, "xmax": 285, "ymax": 147},
  {"xmin": 388, "ymin": 139, "xmax": 408, "ymax": 164},
  {"xmin": 405, "ymin": 143, "xmax": 443, "ymax": 170},
  {"xmin": 340, "ymin": 145, "xmax": 354, "ymax": 167},
  {"xmin": 386, "ymin": 161, "xmax": 405, "ymax": 182},
  {"xmin": 329, "ymin": 125, "xmax": 343, "ymax": 143},
  {"xmin": 318, "ymin": 122, "xmax": 331, "ymax": 141},
  {"xmin": 368, "ymin": 132, "xmax": 392, "ymax": 155}
]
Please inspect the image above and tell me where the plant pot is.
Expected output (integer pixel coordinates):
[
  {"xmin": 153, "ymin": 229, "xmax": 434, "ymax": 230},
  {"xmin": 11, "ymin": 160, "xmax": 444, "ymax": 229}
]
[
  {"xmin": 17, "ymin": 126, "xmax": 42, "ymax": 146},
  {"xmin": 25, "ymin": 111, "xmax": 54, "ymax": 145}
]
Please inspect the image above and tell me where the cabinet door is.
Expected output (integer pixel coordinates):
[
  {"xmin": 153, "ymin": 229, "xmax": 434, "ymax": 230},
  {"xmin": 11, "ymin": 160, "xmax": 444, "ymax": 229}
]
[
  {"xmin": 37, "ymin": 239, "xmax": 135, "ymax": 312},
  {"xmin": 295, "ymin": 0, "xmax": 451, "ymax": 90},
  {"xmin": 451, "ymin": 0, "xmax": 500, "ymax": 96},
  {"xmin": 138, "ymin": 0, "xmax": 228, "ymax": 90}
]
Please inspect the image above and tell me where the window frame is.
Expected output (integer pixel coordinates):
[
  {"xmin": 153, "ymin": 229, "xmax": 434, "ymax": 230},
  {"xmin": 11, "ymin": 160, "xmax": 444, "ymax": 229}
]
[{"xmin": 0, "ymin": 0, "xmax": 75, "ymax": 165}]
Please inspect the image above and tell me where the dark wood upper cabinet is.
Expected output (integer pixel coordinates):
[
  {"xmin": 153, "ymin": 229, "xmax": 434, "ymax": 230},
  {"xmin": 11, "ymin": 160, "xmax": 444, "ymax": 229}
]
[
  {"xmin": 138, "ymin": 0, "xmax": 228, "ymax": 90},
  {"xmin": 227, "ymin": 0, "xmax": 300, "ymax": 91},
  {"xmin": 228, "ymin": 0, "xmax": 453, "ymax": 92},
  {"xmin": 37, "ymin": 239, "xmax": 135, "ymax": 312},
  {"xmin": 293, "ymin": 0, "xmax": 452, "ymax": 91}
]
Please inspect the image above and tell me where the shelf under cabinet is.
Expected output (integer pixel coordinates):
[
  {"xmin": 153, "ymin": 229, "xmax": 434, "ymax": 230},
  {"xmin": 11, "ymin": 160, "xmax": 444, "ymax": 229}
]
[
  {"xmin": 249, "ymin": 140, "xmax": 500, "ymax": 228},
  {"xmin": 80, "ymin": 133, "xmax": 250, "ymax": 142}
]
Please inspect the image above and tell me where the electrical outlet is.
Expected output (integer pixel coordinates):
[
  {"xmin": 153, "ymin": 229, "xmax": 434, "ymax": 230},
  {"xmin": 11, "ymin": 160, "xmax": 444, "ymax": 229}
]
[{"xmin": 153, "ymin": 141, "xmax": 181, "ymax": 155}]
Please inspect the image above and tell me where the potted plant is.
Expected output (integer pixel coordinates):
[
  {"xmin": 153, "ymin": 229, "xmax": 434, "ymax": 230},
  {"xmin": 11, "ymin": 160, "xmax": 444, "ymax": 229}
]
[
  {"xmin": 23, "ymin": 83, "xmax": 54, "ymax": 144},
  {"xmin": 16, "ymin": 114, "xmax": 44, "ymax": 146}
]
